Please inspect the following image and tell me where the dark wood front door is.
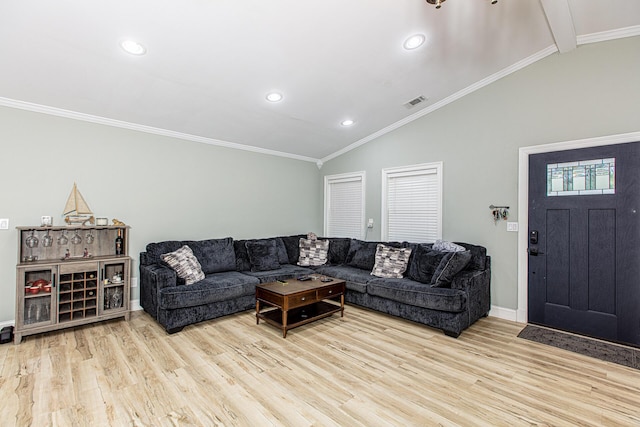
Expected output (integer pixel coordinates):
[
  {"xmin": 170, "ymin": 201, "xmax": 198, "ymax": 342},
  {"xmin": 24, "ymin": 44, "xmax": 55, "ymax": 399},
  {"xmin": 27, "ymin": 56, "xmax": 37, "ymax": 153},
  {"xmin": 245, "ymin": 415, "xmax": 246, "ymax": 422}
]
[{"xmin": 528, "ymin": 142, "xmax": 640, "ymax": 347}]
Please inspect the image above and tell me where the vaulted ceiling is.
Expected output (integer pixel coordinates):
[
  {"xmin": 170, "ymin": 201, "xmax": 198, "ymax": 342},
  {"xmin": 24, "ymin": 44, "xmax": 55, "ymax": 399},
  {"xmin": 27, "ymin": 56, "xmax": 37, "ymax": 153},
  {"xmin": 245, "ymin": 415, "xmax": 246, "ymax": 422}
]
[{"xmin": 0, "ymin": 0, "xmax": 638, "ymax": 162}]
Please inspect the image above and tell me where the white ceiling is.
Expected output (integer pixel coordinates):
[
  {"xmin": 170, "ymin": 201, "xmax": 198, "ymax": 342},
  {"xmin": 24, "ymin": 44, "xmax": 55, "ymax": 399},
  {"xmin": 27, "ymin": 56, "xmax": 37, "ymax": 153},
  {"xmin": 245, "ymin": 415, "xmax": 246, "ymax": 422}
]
[{"xmin": 0, "ymin": 0, "xmax": 639, "ymax": 162}]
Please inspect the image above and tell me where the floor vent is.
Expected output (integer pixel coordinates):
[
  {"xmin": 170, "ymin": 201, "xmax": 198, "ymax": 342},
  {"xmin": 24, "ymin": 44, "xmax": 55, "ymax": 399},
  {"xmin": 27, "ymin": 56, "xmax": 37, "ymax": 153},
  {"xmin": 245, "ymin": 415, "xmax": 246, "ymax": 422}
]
[{"xmin": 404, "ymin": 96, "xmax": 427, "ymax": 109}]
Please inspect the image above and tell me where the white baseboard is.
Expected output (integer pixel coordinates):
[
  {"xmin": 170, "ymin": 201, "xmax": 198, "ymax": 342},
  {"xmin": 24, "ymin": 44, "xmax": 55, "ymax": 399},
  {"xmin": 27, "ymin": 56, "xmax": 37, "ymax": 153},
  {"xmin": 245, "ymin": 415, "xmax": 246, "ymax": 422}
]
[
  {"xmin": 130, "ymin": 299, "xmax": 142, "ymax": 311},
  {"xmin": 0, "ymin": 320, "xmax": 15, "ymax": 329},
  {"xmin": 489, "ymin": 305, "xmax": 518, "ymax": 322}
]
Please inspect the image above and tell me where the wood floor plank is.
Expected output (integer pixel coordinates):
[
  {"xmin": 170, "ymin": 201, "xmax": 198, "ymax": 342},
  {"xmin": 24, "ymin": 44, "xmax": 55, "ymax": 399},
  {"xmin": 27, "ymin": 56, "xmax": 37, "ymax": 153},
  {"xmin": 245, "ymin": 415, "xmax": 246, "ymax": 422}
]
[{"xmin": 1, "ymin": 306, "xmax": 640, "ymax": 426}]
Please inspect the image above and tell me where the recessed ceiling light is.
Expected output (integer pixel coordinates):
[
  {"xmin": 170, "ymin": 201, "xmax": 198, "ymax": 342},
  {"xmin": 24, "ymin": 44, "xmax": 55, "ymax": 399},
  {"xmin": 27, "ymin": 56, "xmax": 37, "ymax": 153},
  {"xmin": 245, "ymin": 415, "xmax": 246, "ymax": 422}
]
[
  {"xmin": 266, "ymin": 92, "xmax": 283, "ymax": 102},
  {"xmin": 341, "ymin": 119, "xmax": 355, "ymax": 127},
  {"xmin": 121, "ymin": 39, "xmax": 147, "ymax": 55},
  {"xmin": 403, "ymin": 34, "xmax": 425, "ymax": 50}
]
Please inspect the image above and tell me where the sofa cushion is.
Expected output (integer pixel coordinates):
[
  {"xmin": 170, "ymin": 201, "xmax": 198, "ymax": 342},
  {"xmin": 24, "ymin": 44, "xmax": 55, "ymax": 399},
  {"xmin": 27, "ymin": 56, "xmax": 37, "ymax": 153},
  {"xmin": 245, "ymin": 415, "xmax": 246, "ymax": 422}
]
[
  {"xmin": 241, "ymin": 264, "xmax": 315, "ymax": 283},
  {"xmin": 246, "ymin": 240, "xmax": 280, "ymax": 272},
  {"xmin": 371, "ymin": 244, "xmax": 412, "ymax": 279},
  {"xmin": 185, "ymin": 237, "xmax": 236, "ymax": 274},
  {"xmin": 313, "ymin": 265, "xmax": 375, "ymax": 293},
  {"xmin": 161, "ymin": 245, "xmax": 205, "ymax": 285},
  {"xmin": 406, "ymin": 244, "xmax": 449, "ymax": 284},
  {"xmin": 431, "ymin": 250, "xmax": 472, "ymax": 287},
  {"xmin": 367, "ymin": 278, "xmax": 467, "ymax": 312},
  {"xmin": 158, "ymin": 271, "xmax": 260, "ymax": 309},
  {"xmin": 298, "ymin": 238, "xmax": 329, "ymax": 267}
]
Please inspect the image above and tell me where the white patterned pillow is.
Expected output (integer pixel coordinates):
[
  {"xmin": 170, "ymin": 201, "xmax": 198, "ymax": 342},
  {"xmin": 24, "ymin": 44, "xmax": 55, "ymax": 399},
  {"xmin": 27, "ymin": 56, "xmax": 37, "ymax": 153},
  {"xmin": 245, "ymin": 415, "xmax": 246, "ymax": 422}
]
[
  {"xmin": 161, "ymin": 245, "xmax": 205, "ymax": 285},
  {"xmin": 371, "ymin": 244, "xmax": 412, "ymax": 279},
  {"xmin": 297, "ymin": 238, "xmax": 329, "ymax": 267},
  {"xmin": 433, "ymin": 239, "xmax": 465, "ymax": 252}
]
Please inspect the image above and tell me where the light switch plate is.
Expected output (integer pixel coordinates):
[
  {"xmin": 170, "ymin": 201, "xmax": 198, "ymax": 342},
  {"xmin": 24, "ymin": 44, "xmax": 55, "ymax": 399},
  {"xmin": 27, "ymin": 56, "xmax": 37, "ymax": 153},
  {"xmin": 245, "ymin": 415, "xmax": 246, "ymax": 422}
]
[
  {"xmin": 0, "ymin": 219, "xmax": 8, "ymax": 230},
  {"xmin": 507, "ymin": 222, "xmax": 518, "ymax": 232}
]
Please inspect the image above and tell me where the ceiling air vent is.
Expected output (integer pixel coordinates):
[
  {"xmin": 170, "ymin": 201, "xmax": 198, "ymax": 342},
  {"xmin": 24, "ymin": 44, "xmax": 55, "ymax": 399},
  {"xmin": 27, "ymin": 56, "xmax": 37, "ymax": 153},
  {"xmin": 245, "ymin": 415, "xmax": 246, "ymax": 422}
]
[{"xmin": 404, "ymin": 95, "xmax": 427, "ymax": 109}]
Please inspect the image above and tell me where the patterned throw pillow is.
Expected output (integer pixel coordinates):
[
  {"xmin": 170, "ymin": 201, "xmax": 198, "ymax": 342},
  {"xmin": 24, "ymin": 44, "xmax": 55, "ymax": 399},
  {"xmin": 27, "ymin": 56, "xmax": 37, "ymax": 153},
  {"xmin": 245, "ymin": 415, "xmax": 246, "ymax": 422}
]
[
  {"xmin": 161, "ymin": 245, "xmax": 205, "ymax": 285},
  {"xmin": 371, "ymin": 244, "xmax": 412, "ymax": 279},
  {"xmin": 433, "ymin": 239, "xmax": 466, "ymax": 252},
  {"xmin": 297, "ymin": 238, "xmax": 329, "ymax": 266}
]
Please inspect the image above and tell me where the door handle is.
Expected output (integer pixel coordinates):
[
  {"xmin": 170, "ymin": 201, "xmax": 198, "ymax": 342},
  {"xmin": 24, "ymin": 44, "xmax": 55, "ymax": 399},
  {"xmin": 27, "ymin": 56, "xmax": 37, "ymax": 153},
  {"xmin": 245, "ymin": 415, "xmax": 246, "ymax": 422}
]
[{"xmin": 528, "ymin": 248, "xmax": 545, "ymax": 256}]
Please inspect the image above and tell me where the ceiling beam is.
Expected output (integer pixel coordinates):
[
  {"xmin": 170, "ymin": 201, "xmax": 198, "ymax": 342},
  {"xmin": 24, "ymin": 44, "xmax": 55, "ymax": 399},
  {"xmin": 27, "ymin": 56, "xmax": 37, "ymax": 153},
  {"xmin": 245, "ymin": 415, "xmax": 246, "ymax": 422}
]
[{"xmin": 540, "ymin": 0, "xmax": 577, "ymax": 53}]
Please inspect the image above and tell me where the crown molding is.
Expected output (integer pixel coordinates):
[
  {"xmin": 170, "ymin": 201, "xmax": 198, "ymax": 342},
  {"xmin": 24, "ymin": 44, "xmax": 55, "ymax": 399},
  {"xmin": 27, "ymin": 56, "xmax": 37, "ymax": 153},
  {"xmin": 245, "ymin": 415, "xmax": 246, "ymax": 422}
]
[
  {"xmin": 321, "ymin": 44, "xmax": 559, "ymax": 163},
  {"xmin": 0, "ymin": 97, "xmax": 320, "ymax": 164},
  {"xmin": 577, "ymin": 25, "xmax": 640, "ymax": 45}
]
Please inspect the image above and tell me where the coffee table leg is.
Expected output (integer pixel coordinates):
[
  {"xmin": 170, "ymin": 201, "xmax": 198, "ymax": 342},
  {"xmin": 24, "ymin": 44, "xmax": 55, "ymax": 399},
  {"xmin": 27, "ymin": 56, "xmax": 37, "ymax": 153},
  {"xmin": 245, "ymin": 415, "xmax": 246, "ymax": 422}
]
[
  {"xmin": 256, "ymin": 300, "xmax": 260, "ymax": 324},
  {"xmin": 282, "ymin": 310, "xmax": 288, "ymax": 338},
  {"xmin": 340, "ymin": 294, "xmax": 345, "ymax": 317}
]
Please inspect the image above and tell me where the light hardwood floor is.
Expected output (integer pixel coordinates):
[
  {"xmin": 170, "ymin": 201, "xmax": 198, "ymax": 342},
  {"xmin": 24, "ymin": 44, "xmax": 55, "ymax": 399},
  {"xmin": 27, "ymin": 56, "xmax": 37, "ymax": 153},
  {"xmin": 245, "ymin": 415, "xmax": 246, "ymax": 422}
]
[{"xmin": 1, "ymin": 306, "xmax": 639, "ymax": 426}]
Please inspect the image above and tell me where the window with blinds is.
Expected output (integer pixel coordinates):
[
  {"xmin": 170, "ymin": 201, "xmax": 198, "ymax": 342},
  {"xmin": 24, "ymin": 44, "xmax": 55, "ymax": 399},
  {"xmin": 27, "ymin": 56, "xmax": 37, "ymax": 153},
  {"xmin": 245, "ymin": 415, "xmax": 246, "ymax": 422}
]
[
  {"xmin": 324, "ymin": 172, "xmax": 365, "ymax": 238},
  {"xmin": 382, "ymin": 162, "xmax": 442, "ymax": 243}
]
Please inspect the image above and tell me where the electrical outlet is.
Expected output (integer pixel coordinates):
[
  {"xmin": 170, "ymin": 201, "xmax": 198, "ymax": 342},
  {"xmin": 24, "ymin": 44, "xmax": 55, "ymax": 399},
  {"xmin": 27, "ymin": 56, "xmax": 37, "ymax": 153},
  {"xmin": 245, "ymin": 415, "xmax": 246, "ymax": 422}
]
[
  {"xmin": 507, "ymin": 222, "xmax": 519, "ymax": 232},
  {"xmin": 367, "ymin": 218, "xmax": 374, "ymax": 228},
  {"xmin": 0, "ymin": 219, "xmax": 8, "ymax": 230}
]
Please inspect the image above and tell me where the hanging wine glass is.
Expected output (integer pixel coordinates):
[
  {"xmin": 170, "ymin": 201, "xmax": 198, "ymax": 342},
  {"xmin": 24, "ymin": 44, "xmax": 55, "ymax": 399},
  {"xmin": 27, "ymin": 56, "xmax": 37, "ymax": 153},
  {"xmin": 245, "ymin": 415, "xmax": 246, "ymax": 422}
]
[
  {"xmin": 58, "ymin": 230, "xmax": 68, "ymax": 245},
  {"xmin": 25, "ymin": 230, "xmax": 39, "ymax": 248},
  {"xmin": 71, "ymin": 230, "xmax": 82, "ymax": 245},
  {"xmin": 42, "ymin": 230, "xmax": 53, "ymax": 247},
  {"xmin": 85, "ymin": 231, "xmax": 95, "ymax": 245}
]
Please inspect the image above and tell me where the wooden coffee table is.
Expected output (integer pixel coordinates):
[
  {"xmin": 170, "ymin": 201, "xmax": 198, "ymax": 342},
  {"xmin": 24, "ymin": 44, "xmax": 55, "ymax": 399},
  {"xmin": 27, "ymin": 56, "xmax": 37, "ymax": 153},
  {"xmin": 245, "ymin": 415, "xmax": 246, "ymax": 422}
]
[{"xmin": 255, "ymin": 276, "xmax": 345, "ymax": 338}]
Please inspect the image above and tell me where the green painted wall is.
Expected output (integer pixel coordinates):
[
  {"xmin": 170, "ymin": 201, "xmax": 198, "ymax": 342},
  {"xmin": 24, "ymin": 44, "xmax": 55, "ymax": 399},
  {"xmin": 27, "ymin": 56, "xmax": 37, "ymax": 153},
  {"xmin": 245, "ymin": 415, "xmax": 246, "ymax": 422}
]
[
  {"xmin": 0, "ymin": 107, "xmax": 322, "ymax": 322},
  {"xmin": 320, "ymin": 36, "xmax": 640, "ymax": 311}
]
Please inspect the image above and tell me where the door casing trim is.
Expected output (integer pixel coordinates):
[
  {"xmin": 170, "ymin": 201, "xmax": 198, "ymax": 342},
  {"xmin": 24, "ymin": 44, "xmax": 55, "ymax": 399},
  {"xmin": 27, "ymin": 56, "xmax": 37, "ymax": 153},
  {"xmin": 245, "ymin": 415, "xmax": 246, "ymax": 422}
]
[{"xmin": 517, "ymin": 131, "xmax": 640, "ymax": 323}]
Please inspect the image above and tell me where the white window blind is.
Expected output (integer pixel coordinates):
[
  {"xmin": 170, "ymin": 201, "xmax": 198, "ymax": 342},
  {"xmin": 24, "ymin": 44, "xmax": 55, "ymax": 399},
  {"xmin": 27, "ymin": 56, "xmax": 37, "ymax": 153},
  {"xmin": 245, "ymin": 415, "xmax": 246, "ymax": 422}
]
[
  {"xmin": 382, "ymin": 162, "xmax": 442, "ymax": 243},
  {"xmin": 324, "ymin": 172, "xmax": 365, "ymax": 238}
]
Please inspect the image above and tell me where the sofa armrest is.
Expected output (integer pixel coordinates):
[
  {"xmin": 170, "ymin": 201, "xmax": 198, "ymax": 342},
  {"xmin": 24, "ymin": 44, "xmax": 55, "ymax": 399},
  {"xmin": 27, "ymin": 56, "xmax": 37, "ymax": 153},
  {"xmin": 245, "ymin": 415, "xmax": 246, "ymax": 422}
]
[
  {"xmin": 139, "ymin": 263, "xmax": 177, "ymax": 320},
  {"xmin": 451, "ymin": 267, "xmax": 491, "ymax": 320}
]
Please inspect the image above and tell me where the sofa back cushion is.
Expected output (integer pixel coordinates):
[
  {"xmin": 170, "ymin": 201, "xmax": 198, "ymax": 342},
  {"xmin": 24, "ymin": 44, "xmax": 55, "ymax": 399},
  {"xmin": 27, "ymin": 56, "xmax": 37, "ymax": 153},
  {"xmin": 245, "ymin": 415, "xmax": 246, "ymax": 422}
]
[
  {"xmin": 431, "ymin": 250, "xmax": 472, "ymax": 287},
  {"xmin": 185, "ymin": 237, "xmax": 236, "ymax": 274},
  {"xmin": 245, "ymin": 239, "xmax": 281, "ymax": 271},
  {"xmin": 234, "ymin": 237, "xmax": 289, "ymax": 271},
  {"xmin": 454, "ymin": 242, "xmax": 487, "ymax": 271},
  {"xmin": 346, "ymin": 239, "xmax": 403, "ymax": 271},
  {"xmin": 345, "ymin": 240, "xmax": 379, "ymax": 271},
  {"xmin": 281, "ymin": 234, "xmax": 306, "ymax": 264},
  {"xmin": 406, "ymin": 244, "xmax": 449, "ymax": 284},
  {"xmin": 323, "ymin": 237, "xmax": 351, "ymax": 265}
]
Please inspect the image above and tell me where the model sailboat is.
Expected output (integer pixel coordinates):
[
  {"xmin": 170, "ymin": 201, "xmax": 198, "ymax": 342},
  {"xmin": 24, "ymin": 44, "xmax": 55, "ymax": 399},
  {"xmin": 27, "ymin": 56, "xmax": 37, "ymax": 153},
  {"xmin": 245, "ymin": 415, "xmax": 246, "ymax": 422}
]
[{"xmin": 63, "ymin": 183, "xmax": 95, "ymax": 225}]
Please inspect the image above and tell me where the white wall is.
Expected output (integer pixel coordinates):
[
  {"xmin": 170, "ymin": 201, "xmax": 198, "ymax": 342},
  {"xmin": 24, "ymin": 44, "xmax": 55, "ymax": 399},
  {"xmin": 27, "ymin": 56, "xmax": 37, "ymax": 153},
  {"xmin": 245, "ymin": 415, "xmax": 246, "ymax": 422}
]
[
  {"xmin": 320, "ymin": 36, "xmax": 640, "ymax": 312},
  {"xmin": 0, "ymin": 107, "xmax": 322, "ymax": 323}
]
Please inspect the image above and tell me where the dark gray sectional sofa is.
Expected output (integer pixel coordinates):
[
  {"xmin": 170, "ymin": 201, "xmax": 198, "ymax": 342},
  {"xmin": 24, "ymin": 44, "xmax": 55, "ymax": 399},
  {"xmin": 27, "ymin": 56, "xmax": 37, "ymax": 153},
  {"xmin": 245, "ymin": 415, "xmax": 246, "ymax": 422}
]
[{"xmin": 140, "ymin": 235, "xmax": 491, "ymax": 337}]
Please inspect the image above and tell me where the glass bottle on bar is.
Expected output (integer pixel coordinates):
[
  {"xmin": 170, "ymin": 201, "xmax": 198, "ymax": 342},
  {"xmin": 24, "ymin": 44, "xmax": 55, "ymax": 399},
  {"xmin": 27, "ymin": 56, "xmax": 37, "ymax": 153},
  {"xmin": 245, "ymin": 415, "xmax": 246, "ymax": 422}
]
[{"xmin": 115, "ymin": 229, "xmax": 123, "ymax": 255}]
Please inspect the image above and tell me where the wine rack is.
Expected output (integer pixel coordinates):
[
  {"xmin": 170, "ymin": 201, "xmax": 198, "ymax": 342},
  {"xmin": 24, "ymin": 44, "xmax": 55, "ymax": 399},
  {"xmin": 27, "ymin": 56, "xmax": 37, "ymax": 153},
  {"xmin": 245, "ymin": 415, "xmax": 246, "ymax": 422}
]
[
  {"xmin": 58, "ymin": 266, "xmax": 98, "ymax": 322},
  {"xmin": 15, "ymin": 225, "xmax": 131, "ymax": 344}
]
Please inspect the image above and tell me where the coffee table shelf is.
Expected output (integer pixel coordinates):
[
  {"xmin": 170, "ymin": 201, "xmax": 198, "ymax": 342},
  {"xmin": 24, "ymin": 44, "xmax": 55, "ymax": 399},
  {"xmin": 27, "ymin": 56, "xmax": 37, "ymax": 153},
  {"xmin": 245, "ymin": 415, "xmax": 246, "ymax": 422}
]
[
  {"xmin": 256, "ymin": 277, "xmax": 345, "ymax": 338},
  {"xmin": 259, "ymin": 301, "xmax": 342, "ymax": 330}
]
